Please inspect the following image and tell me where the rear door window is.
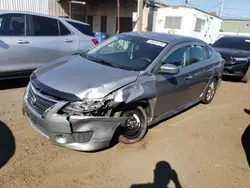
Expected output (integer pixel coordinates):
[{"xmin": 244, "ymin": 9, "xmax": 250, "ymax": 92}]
[
  {"xmin": 67, "ymin": 21, "xmax": 94, "ymax": 37},
  {"xmin": 32, "ymin": 15, "xmax": 59, "ymax": 36},
  {"xmin": 0, "ymin": 14, "xmax": 25, "ymax": 36},
  {"xmin": 188, "ymin": 45, "xmax": 209, "ymax": 66}
]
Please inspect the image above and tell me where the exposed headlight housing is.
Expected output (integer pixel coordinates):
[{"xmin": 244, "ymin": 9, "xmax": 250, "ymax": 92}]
[
  {"xmin": 233, "ymin": 57, "xmax": 248, "ymax": 62},
  {"xmin": 61, "ymin": 94, "xmax": 114, "ymax": 115},
  {"xmin": 62, "ymin": 99, "xmax": 104, "ymax": 114}
]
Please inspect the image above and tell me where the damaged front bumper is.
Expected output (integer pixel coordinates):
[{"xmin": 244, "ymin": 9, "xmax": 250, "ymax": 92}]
[
  {"xmin": 23, "ymin": 84, "xmax": 125, "ymax": 151},
  {"xmin": 223, "ymin": 61, "xmax": 249, "ymax": 78}
]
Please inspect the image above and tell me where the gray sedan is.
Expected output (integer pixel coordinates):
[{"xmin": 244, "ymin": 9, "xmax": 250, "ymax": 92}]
[{"xmin": 23, "ymin": 32, "xmax": 224, "ymax": 151}]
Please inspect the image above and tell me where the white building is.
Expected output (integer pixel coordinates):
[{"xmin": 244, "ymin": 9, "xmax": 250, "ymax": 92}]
[{"xmin": 155, "ymin": 6, "xmax": 222, "ymax": 44}]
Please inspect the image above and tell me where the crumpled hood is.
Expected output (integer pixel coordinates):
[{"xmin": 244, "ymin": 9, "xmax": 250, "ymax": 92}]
[
  {"xmin": 32, "ymin": 55, "xmax": 139, "ymax": 100},
  {"xmin": 214, "ymin": 47, "xmax": 250, "ymax": 58}
]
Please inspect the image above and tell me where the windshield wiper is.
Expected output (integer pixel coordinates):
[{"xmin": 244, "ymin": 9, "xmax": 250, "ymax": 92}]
[
  {"xmin": 89, "ymin": 57, "xmax": 120, "ymax": 69},
  {"xmin": 80, "ymin": 53, "xmax": 87, "ymax": 58},
  {"xmin": 99, "ymin": 59, "xmax": 121, "ymax": 69}
]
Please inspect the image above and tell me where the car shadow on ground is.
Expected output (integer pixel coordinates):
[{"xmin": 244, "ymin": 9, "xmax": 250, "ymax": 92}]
[
  {"xmin": 149, "ymin": 102, "xmax": 200, "ymax": 129},
  {"xmin": 107, "ymin": 103, "xmax": 200, "ymax": 151},
  {"xmin": 222, "ymin": 76, "xmax": 242, "ymax": 82},
  {"xmin": 242, "ymin": 109, "xmax": 250, "ymax": 167},
  {"xmin": 0, "ymin": 120, "xmax": 15, "ymax": 168},
  {"xmin": 130, "ymin": 161, "xmax": 182, "ymax": 188},
  {"xmin": 0, "ymin": 78, "xmax": 29, "ymax": 90}
]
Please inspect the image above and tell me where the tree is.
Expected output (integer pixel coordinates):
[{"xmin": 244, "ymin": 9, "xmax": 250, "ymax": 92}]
[{"xmin": 209, "ymin": 11, "xmax": 217, "ymax": 16}]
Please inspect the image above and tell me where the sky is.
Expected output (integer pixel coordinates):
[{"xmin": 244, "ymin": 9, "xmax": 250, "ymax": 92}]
[{"xmin": 158, "ymin": 0, "xmax": 250, "ymax": 19}]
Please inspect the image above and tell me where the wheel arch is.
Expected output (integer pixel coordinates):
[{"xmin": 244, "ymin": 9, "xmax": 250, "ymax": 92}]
[
  {"xmin": 212, "ymin": 75, "xmax": 219, "ymax": 81},
  {"xmin": 111, "ymin": 98, "xmax": 156, "ymax": 124}
]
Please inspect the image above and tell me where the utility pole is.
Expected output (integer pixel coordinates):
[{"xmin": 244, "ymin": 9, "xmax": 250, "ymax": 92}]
[
  {"xmin": 218, "ymin": 0, "xmax": 224, "ymax": 17},
  {"xmin": 135, "ymin": 0, "xmax": 143, "ymax": 32},
  {"xmin": 68, "ymin": 0, "xmax": 72, "ymax": 18},
  {"xmin": 116, "ymin": 0, "xmax": 120, "ymax": 34},
  {"xmin": 146, "ymin": 0, "xmax": 156, "ymax": 32}
]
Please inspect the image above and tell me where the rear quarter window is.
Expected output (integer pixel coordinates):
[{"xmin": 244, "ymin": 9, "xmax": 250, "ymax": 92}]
[
  {"xmin": 59, "ymin": 22, "xmax": 71, "ymax": 36},
  {"xmin": 67, "ymin": 21, "xmax": 94, "ymax": 37},
  {"xmin": 206, "ymin": 46, "xmax": 213, "ymax": 58}
]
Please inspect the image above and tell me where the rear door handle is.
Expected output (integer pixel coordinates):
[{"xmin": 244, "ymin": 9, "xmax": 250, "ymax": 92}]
[
  {"xmin": 185, "ymin": 75, "xmax": 193, "ymax": 81},
  {"xmin": 64, "ymin": 39, "xmax": 73, "ymax": 43},
  {"xmin": 16, "ymin": 40, "xmax": 29, "ymax": 44}
]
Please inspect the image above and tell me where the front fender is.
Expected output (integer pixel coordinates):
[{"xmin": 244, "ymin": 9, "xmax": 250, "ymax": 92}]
[{"xmin": 112, "ymin": 75, "xmax": 157, "ymax": 105}]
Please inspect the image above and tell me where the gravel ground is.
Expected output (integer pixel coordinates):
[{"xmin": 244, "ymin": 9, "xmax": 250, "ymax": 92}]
[{"xmin": 0, "ymin": 78, "xmax": 249, "ymax": 188}]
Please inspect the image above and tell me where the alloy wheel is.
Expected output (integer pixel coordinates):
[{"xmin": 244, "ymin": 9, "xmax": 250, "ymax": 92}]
[{"xmin": 206, "ymin": 81, "xmax": 216, "ymax": 101}]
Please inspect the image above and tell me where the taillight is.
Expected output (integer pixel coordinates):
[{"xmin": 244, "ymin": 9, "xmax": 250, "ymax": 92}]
[{"xmin": 92, "ymin": 39, "xmax": 99, "ymax": 45}]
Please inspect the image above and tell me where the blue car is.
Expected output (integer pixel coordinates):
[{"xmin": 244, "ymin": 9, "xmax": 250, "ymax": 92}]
[{"xmin": 94, "ymin": 32, "xmax": 109, "ymax": 43}]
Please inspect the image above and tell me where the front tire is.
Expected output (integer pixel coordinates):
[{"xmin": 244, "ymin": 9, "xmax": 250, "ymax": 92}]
[
  {"xmin": 201, "ymin": 78, "xmax": 217, "ymax": 104},
  {"xmin": 118, "ymin": 106, "xmax": 148, "ymax": 144}
]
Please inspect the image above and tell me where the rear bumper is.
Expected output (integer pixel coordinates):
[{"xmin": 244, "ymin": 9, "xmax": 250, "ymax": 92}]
[{"xmin": 23, "ymin": 84, "xmax": 125, "ymax": 151}]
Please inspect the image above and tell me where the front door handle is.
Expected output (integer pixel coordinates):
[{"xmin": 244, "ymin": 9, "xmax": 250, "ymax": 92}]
[
  {"xmin": 64, "ymin": 39, "xmax": 73, "ymax": 43},
  {"xmin": 16, "ymin": 40, "xmax": 29, "ymax": 44},
  {"xmin": 185, "ymin": 75, "xmax": 193, "ymax": 81}
]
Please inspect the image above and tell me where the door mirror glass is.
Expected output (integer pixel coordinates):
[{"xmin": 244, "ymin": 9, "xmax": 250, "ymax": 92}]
[{"xmin": 160, "ymin": 64, "xmax": 180, "ymax": 74}]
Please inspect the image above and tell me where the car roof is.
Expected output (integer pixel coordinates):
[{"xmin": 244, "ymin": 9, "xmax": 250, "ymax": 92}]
[
  {"xmin": 220, "ymin": 35, "xmax": 250, "ymax": 40},
  {"xmin": 123, "ymin": 32, "xmax": 205, "ymax": 44},
  {"xmin": 0, "ymin": 10, "xmax": 90, "ymax": 26}
]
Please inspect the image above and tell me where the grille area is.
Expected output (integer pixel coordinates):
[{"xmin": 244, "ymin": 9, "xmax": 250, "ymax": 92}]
[
  {"xmin": 27, "ymin": 85, "xmax": 57, "ymax": 115},
  {"xmin": 72, "ymin": 131, "xmax": 94, "ymax": 143},
  {"xmin": 223, "ymin": 57, "xmax": 234, "ymax": 65}
]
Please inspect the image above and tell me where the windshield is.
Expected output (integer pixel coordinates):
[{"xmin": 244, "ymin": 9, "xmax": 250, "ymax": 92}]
[
  {"xmin": 213, "ymin": 37, "xmax": 250, "ymax": 51},
  {"xmin": 85, "ymin": 34, "xmax": 167, "ymax": 71}
]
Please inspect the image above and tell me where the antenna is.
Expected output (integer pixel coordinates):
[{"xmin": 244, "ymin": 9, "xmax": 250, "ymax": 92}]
[{"xmin": 218, "ymin": 0, "xmax": 224, "ymax": 17}]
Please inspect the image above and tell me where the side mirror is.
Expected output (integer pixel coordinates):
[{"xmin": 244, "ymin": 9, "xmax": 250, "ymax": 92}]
[{"xmin": 159, "ymin": 64, "xmax": 180, "ymax": 74}]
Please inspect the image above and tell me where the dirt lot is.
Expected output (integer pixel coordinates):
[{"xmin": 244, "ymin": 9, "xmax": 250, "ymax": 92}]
[{"xmin": 0, "ymin": 78, "xmax": 249, "ymax": 188}]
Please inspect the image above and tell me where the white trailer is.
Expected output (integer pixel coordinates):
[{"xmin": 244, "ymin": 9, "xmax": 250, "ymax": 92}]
[{"xmin": 154, "ymin": 6, "xmax": 222, "ymax": 44}]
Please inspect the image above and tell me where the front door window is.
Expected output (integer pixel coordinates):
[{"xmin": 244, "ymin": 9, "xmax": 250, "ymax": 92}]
[
  {"xmin": 163, "ymin": 45, "xmax": 191, "ymax": 67},
  {"xmin": 0, "ymin": 14, "xmax": 25, "ymax": 36}
]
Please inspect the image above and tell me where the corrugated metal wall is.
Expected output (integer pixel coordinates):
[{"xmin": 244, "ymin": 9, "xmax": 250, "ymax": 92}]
[
  {"xmin": 48, "ymin": 0, "xmax": 68, "ymax": 17},
  {"xmin": 0, "ymin": 0, "xmax": 49, "ymax": 14}
]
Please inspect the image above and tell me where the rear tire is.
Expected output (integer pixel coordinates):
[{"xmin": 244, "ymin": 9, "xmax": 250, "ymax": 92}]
[
  {"xmin": 201, "ymin": 78, "xmax": 217, "ymax": 104},
  {"xmin": 118, "ymin": 106, "xmax": 148, "ymax": 144}
]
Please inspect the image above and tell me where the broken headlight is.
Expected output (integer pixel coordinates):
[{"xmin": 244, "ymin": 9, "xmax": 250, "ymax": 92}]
[{"xmin": 61, "ymin": 99, "xmax": 104, "ymax": 114}]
